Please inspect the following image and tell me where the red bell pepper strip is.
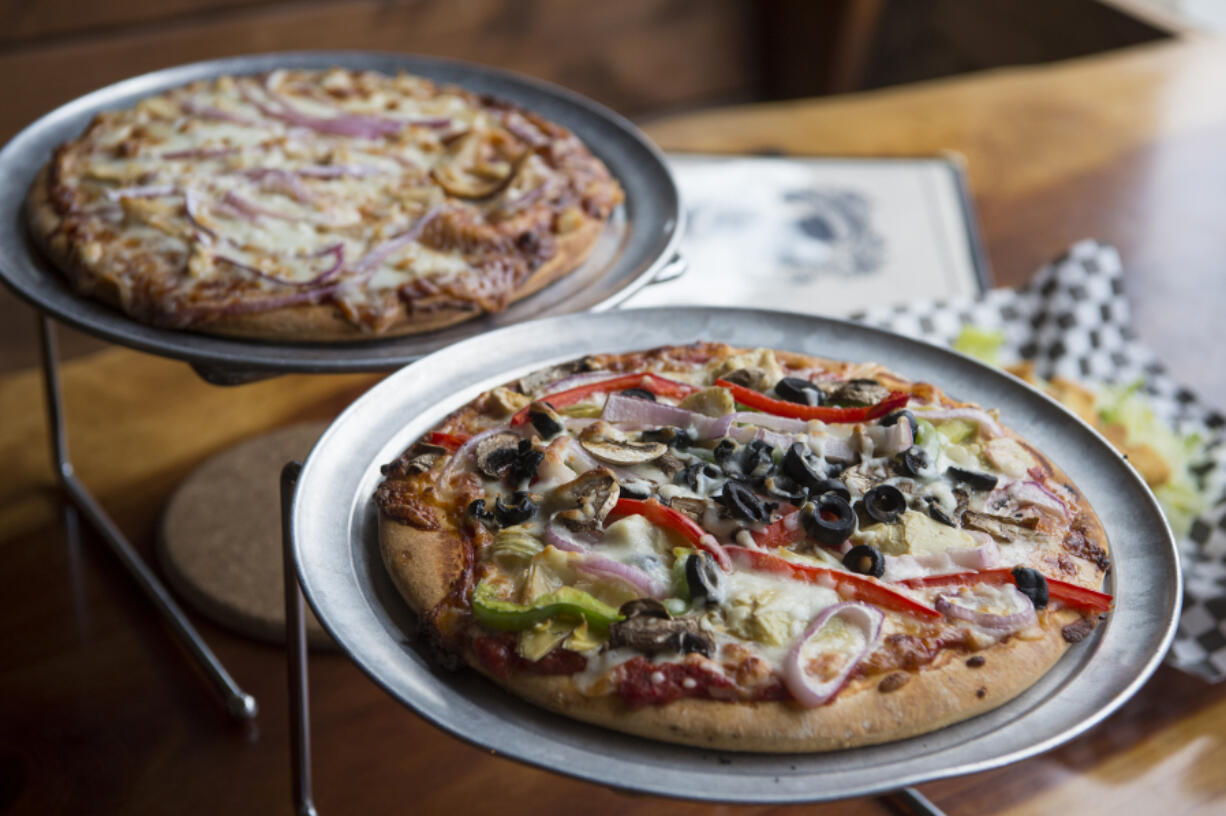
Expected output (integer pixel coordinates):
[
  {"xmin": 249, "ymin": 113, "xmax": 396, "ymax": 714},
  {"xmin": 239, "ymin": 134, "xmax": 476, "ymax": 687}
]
[
  {"xmin": 427, "ymin": 431, "xmax": 470, "ymax": 451},
  {"xmin": 750, "ymin": 510, "xmax": 805, "ymax": 549},
  {"xmin": 512, "ymin": 372, "xmax": 700, "ymax": 426},
  {"xmin": 607, "ymin": 497, "xmax": 731, "ymax": 570},
  {"xmin": 715, "ymin": 379, "xmax": 909, "ymax": 424},
  {"xmin": 724, "ymin": 546, "xmax": 941, "ymax": 620},
  {"xmin": 898, "ymin": 568, "xmax": 1112, "ymax": 613}
]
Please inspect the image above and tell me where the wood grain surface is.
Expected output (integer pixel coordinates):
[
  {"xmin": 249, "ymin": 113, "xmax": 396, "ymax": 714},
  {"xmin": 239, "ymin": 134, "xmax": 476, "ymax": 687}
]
[{"xmin": 2, "ymin": 36, "xmax": 1226, "ymax": 816}]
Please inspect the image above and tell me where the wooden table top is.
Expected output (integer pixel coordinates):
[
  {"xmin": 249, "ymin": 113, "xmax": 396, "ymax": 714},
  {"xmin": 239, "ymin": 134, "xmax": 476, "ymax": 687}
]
[{"xmin": 3, "ymin": 37, "xmax": 1226, "ymax": 816}]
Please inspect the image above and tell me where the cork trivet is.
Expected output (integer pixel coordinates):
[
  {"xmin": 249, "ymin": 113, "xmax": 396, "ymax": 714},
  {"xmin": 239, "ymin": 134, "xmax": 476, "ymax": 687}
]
[{"xmin": 158, "ymin": 422, "xmax": 334, "ymax": 649}]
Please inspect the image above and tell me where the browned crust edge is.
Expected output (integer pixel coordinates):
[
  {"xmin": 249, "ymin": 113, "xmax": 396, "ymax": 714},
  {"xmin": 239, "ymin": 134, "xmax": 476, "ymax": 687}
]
[
  {"xmin": 25, "ymin": 165, "xmax": 606, "ymax": 343},
  {"xmin": 375, "ymin": 350, "xmax": 1111, "ymax": 753}
]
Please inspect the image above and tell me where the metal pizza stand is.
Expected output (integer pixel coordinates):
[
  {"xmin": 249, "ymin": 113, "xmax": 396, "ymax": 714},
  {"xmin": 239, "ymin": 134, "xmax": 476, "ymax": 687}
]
[
  {"xmin": 287, "ymin": 308, "xmax": 1178, "ymax": 815},
  {"xmin": 0, "ymin": 53, "xmax": 681, "ymax": 721}
]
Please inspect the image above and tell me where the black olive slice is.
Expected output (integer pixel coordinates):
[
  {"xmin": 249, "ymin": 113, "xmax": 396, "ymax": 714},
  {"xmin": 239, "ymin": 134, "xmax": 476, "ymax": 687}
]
[
  {"xmin": 1012, "ymin": 567, "xmax": 1049, "ymax": 609},
  {"xmin": 881, "ymin": 410, "xmax": 919, "ymax": 438},
  {"xmin": 740, "ymin": 439, "xmax": 777, "ymax": 479},
  {"xmin": 641, "ymin": 426, "xmax": 694, "ymax": 449},
  {"xmin": 895, "ymin": 446, "xmax": 928, "ymax": 477},
  {"xmin": 713, "ymin": 439, "xmax": 738, "ymax": 471},
  {"xmin": 715, "ymin": 479, "xmax": 773, "ymax": 523},
  {"xmin": 774, "ymin": 377, "xmax": 824, "ymax": 406},
  {"xmin": 677, "ymin": 462, "xmax": 721, "ymax": 492},
  {"xmin": 843, "ymin": 544, "xmax": 885, "ymax": 578},
  {"xmin": 928, "ymin": 504, "xmax": 956, "ymax": 527},
  {"xmin": 467, "ymin": 498, "xmax": 495, "ymax": 524},
  {"xmin": 494, "ymin": 491, "xmax": 537, "ymax": 526},
  {"xmin": 685, "ymin": 552, "xmax": 725, "ymax": 605},
  {"xmin": 618, "ymin": 481, "xmax": 651, "ymax": 500},
  {"xmin": 620, "ymin": 387, "xmax": 656, "ymax": 401},
  {"xmin": 782, "ymin": 442, "xmax": 825, "ymax": 491},
  {"xmin": 528, "ymin": 405, "xmax": 564, "ymax": 439},
  {"xmin": 762, "ymin": 473, "xmax": 807, "ymax": 503},
  {"xmin": 946, "ymin": 467, "xmax": 999, "ymax": 491},
  {"xmin": 812, "ymin": 477, "xmax": 850, "ymax": 502},
  {"xmin": 507, "ymin": 440, "xmax": 544, "ymax": 484},
  {"xmin": 862, "ymin": 485, "xmax": 907, "ymax": 524},
  {"xmin": 800, "ymin": 494, "xmax": 856, "ymax": 546}
]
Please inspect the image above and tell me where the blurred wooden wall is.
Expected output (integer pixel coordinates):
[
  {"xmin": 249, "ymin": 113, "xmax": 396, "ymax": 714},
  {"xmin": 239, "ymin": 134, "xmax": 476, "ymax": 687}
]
[{"xmin": 0, "ymin": 0, "xmax": 765, "ymax": 142}]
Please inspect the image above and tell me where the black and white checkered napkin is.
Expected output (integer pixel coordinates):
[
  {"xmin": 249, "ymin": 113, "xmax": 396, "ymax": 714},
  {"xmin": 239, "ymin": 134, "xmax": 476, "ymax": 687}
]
[{"xmin": 851, "ymin": 240, "xmax": 1226, "ymax": 682}]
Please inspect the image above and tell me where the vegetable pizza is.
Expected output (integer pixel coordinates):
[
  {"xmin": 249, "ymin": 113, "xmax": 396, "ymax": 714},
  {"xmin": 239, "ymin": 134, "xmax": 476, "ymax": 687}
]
[{"xmin": 375, "ymin": 343, "xmax": 1112, "ymax": 751}]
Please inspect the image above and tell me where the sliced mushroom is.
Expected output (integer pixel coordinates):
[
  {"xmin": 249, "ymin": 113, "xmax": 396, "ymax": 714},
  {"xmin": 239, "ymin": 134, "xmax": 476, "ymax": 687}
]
[
  {"xmin": 654, "ymin": 452, "xmax": 687, "ymax": 478},
  {"xmin": 838, "ymin": 465, "xmax": 876, "ymax": 499},
  {"xmin": 431, "ymin": 130, "xmax": 526, "ymax": 199},
  {"xmin": 383, "ymin": 443, "xmax": 447, "ymax": 476},
  {"xmin": 620, "ymin": 598, "xmax": 671, "ymax": 620},
  {"xmin": 550, "ymin": 468, "xmax": 620, "ymax": 528},
  {"xmin": 609, "ymin": 613, "xmax": 713, "ymax": 657},
  {"xmin": 669, "ymin": 497, "xmax": 709, "ymax": 524},
  {"xmin": 829, "ymin": 378, "xmax": 890, "ymax": 406},
  {"xmin": 719, "ymin": 366, "xmax": 771, "ymax": 390},
  {"xmin": 961, "ymin": 510, "xmax": 1043, "ymax": 544},
  {"xmin": 579, "ymin": 422, "xmax": 667, "ymax": 466},
  {"xmin": 474, "ymin": 432, "xmax": 522, "ymax": 478}
]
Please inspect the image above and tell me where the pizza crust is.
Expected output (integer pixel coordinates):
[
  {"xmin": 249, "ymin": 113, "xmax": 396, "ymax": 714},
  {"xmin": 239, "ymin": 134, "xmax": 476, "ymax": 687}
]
[{"xmin": 26, "ymin": 167, "xmax": 605, "ymax": 343}]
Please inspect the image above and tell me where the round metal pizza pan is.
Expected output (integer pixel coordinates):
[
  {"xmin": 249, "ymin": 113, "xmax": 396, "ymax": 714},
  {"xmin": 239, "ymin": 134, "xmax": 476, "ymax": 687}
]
[
  {"xmin": 292, "ymin": 307, "xmax": 1180, "ymax": 804},
  {"xmin": 0, "ymin": 52, "xmax": 681, "ymax": 375}
]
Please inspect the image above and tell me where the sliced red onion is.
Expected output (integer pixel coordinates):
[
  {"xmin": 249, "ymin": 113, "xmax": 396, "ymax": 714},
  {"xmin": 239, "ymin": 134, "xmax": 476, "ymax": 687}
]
[
  {"xmin": 242, "ymin": 82, "xmax": 450, "ymax": 138},
  {"xmin": 783, "ymin": 602, "xmax": 884, "ymax": 708},
  {"xmin": 601, "ymin": 394, "xmax": 733, "ymax": 439},
  {"xmin": 538, "ymin": 371, "xmax": 624, "ymax": 397},
  {"xmin": 106, "ymin": 184, "xmax": 177, "ymax": 202},
  {"xmin": 935, "ymin": 585, "xmax": 1037, "ymax": 633},
  {"xmin": 182, "ymin": 189, "xmax": 215, "ymax": 240},
  {"xmin": 293, "ymin": 163, "xmax": 385, "ymax": 178},
  {"xmin": 347, "ymin": 206, "xmax": 443, "ymax": 280},
  {"xmin": 863, "ymin": 420, "xmax": 913, "ymax": 458},
  {"xmin": 213, "ymin": 243, "xmax": 342, "ymax": 287},
  {"xmin": 948, "ymin": 541, "xmax": 1001, "ymax": 570},
  {"xmin": 161, "ymin": 146, "xmax": 239, "ymax": 160},
  {"xmin": 244, "ymin": 169, "xmax": 322, "ymax": 205},
  {"xmin": 731, "ymin": 412, "xmax": 810, "ymax": 433},
  {"xmin": 498, "ymin": 185, "xmax": 546, "ymax": 215},
  {"xmin": 1007, "ymin": 480, "xmax": 1071, "ymax": 520},
  {"xmin": 913, "ymin": 407, "xmax": 1003, "ymax": 438},
  {"xmin": 729, "ymin": 425, "xmax": 795, "ymax": 450},
  {"xmin": 575, "ymin": 555, "xmax": 668, "ymax": 598},
  {"xmin": 883, "ymin": 544, "xmax": 1000, "ymax": 582},
  {"xmin": 543, "ymin": 520, "xmax": 594, "ymax": 553},
  {"xmin": 806, "ymin": 433, "xmax": 858, "ymax": 463},
  {"xmin": 221, "ymin": 190, "xmax": 316, "ymax": 223}
]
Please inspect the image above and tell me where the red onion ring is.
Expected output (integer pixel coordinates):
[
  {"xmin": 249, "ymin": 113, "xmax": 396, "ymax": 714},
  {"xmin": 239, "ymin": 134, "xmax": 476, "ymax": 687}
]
[
  {"xmin": 935, "ymin": 585, "xmax": 1037, "ymax": 632},
  {"xmin": 783, "ymin": 602, "xmax": 884, "ymax": 708},
  {"xmin": 807, "ymin": 434, "xmax": 858, "ymax": 463},
  {"xmin": 348, "ymin": 205, "xmax": 443, "ymax": 280}
]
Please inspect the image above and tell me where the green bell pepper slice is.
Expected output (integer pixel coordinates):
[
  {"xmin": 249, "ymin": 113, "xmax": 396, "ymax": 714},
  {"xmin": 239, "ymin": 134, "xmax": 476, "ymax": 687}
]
[{"xmin": 472, "ymin": 582, "xmax": 623, "ymax": 635}]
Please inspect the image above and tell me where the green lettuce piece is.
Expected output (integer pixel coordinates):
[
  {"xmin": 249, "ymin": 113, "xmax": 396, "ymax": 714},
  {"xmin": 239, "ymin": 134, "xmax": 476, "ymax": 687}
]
[{"xmin": 953, "ymin": 325, "xmax": 1006, "ymax": 366}]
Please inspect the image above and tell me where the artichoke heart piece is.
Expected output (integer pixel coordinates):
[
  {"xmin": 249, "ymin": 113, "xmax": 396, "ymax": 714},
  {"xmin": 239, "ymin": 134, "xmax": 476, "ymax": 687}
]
[
  {"xmin": 488, "ymin": 527, "xmax": 544, "ymax": 569},
  {"xmin": 719, "ymin": 591, "xmax": 793, "ymax": 647}
]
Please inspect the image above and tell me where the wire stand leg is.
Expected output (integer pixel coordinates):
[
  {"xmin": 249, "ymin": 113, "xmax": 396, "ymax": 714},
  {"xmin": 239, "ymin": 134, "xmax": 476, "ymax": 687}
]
[
  {"xmin": 37, "ymin": 315, "xmax": 257, "ymax": 721},
  {"xmin": 885, "ymin": 786, "xmax": 946, "ymax": 816},
  {"xmin": 281, "ymin": 461, "xmax": 317, "ymax": 816}
]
